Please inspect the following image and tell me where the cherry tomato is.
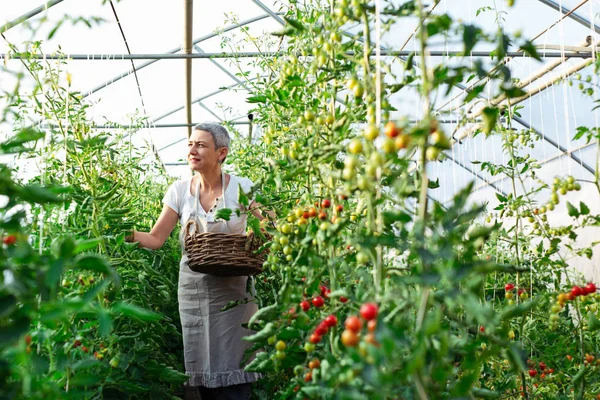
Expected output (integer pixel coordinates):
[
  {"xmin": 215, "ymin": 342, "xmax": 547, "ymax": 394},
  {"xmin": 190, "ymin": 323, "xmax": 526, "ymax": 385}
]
[
  {"xmin": 309, "ymin": 333, "xmax": 322, "ymax": 344},
  {"xmin": 585, "ymin": 282, "xmax": 597, "ymax": 294},
  {"xmin": 367, "ymin": 319, "xmax": 377, "ymax": 332},
  {"xmin": 359, "ymin": 303, "xmax": 378, "ymax": 321},
  {"xmin": 571, "ymin": 286, "xmax": 584, "ymax": 297},
  {"xmin": 341, "ymin": 329, "xmax": 359, "ymax": 347},
  {"xmin": 3, "ymin": 235, "xmax": 16, "ymax": 245},
  {"xmin": 529, "ymin": 369, "xmax": 537, "ymax": 377},
  {"xmin": 312, "ymin": 296, "xmax": 325, "ymax": 308},
  {"xmin": 308, "ymin": 207, "xmax": 317, "ymax": 218},
  {"xmin": 321, "ymin": 199, "xmax": 331, "ymax": 208},
  {"xmin": 315, "ymin": 322, "xmax": 328, "ymax": 336},
  {"xmin": 505, "ymin": 283, "xmax": 515, "ymax": 291},
  {"xmin": 275, "ymin": 340, "xmax": 286, "ymax": 351},
  {"xmin": 345, "ymin": 315, "xmax": 363, "ymax": 332},
  {"xmin": 339, "ymin": 296, "xmax": 348, "ymax": 303},
  {"xmin": 539, "ymin": 361, "xmax": 547, "ymax": 370},
  {"xmin": 384, "ymin": 121, "xmax": 400, "ymax": 138},
  {"xmin": 308, "ymin": 358, "xmax": 321, "ymax": 369},
  {"xmin": 395, "ymin": 134, "xmax": 410, "ymax": 150},
  {"xmin": 324, "ymin": 315, "xmax": 338, "ymax": 328},
  {"xmin": 318, "ymin": 211, "xmax": 328, "ymax": 220},
  {"xmin": 300, "ymin": 300, "xmax": 310, "ymax": 312}
]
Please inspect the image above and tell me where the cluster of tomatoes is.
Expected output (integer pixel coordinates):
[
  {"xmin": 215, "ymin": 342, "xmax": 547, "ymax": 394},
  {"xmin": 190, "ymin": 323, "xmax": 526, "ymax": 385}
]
[
  {"xmin": 340, "ymin": 303, "xmax": 379, "ymax": 348},
  {"xmin": 527, "ymin": 360, "xmax": 555, "ymax": 379},
  {"xmin": 504, "ymin": 283, "xmax": 529, "ymax": 305},
  {"xmin": 549, "ymin": 282, "xmax": 597, "ymax": 329}
]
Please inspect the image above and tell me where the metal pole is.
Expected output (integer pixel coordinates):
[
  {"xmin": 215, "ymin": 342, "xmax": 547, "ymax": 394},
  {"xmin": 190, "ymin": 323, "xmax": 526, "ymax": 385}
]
[
  {"xmin": 0, "ymin": 0, "xmax": 64, "ymax": 34},
  {"xmin": 537, "ymin": 0, "xmax": 600, "ymax": 34},
  {"xmin": 184, "ymin": 0, "xmax": 194, "ymax": 138},
  {"xmin": 2, "ymin": 50, "xmax": 597, "ymax": 60}
]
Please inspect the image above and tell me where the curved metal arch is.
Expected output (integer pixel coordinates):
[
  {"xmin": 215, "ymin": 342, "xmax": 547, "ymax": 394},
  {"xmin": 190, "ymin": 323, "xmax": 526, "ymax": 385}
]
[
  {"xmin": 83, "ymin": 12, "xmax": 281, "ymax": 97},
  {"xmin": 537, "ymin": 0, "xmax": 600, "ymax": 34},
  {"xmin": 1, "ymin": 0, "xmax": 64, "ymax": 34}
]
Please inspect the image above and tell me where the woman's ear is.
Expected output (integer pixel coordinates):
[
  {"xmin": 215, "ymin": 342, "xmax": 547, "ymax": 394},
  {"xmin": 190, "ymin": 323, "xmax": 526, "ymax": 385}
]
[{"xmin": 219, "ymin": 147, "xmax": 229, "ymax": 163}]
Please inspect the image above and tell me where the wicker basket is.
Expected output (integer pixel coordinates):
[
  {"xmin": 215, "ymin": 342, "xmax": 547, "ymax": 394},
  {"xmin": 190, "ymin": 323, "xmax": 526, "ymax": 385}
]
[{"xmin": 183, "ymin": 220, "xmax": 269, "ymax": 276}]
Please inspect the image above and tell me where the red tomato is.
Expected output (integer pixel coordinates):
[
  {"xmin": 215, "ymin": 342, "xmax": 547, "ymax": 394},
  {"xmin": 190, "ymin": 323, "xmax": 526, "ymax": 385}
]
[
  {"xmin": 312, "ymin": 296, "xmax": 325, "ymax": 308},
  {"xmin": 345, "ymin": 316, "xmax": 362, "ymax": 332},
  {"xmin": 319, "ymin": 285, "xmax": 329, "ymax": 296},
  {"xmin": 3, "ymin": 235, "xmax": 16, "ymax": 245},
  {"xmin": 318, "ymin": 211, "xmax": 328, "ymax": 220},
  {"xmin": 339, "ymin": 296, "xmax": 348, "ymax": 303},
  {"xmin": 585, "ymin": 282, "xmax": 597, "ymax": 294},
  {"xmin": 308, "ymin": 207, "xmax": 317, "ymax": 218},
  {"xmin": 304, "ymin": 371, "xmax": 312, "ymax": 382},
  {"xmin": 529, "ymin": 369, "xmax": 537, "ymax": 377},
  {"xmin": 315, "ymin": 322, "xmax": 328, "ymax": 336},
  {"xmin": 300, "ymin": 300, "xmax": 310, "ymax": 312},
  {"xmin": 324, "ymin": 315, "xmax": 338, "ymax": 328},
  {"xmin": 359, "ymin": 303, "xmax": 379, "ymax": 321},
  {"xmin": 309, "ymin": 333, "xmax": 321, "ymax": 344},
  {"xmin": 308, "ymin": 358, "xmax": 320, "ymax": 369},
  {"xmin": 539, "ymin": 361, "xmax": 546, "ymax": 370},
  {"xmin": 571, "ymin": 286, "xmax": 583, "ymax": 297},
  {"xmin": 302, "ymin": 210, "xmax": 310, "ymax": 219},
  {"xmin": 321, "ymin": 199, "xmax": 331, "ymax": 208},
  {"xmin": 336, "ymin": 204, "xmax": 343, "ymax": 213},
  {"xmin": 505, "ymin": 283, "xmax": 515, "ymax": 291},
  {"xmin": 479, "ymin": 326, "xmax": 485, "ymax": 333}
]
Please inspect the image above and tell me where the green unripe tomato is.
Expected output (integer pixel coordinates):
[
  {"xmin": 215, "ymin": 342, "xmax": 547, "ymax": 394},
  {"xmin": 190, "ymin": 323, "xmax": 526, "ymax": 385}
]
[
  {"xmin": 275, "ymin": 340, "xmax": 287, "ymax": 351},
  {"xmin": 304, "ymin": 342, "xmax": 316, "ymax": 352},
  {"xmin": 348, "ymin": 139, "xmax": 363, "ymax": 154},
  {"xmin": 275, "ymin": 350, "xmax": 286, "ymax": 360},
  {"xmin": 283, "ymin": 246, "xmax": 293, "ymax": 256},
  {"xmin": 268, "ymin": 336, "xmax": 277, "ymax": 345},
  {"xmin": 356, "ymin": 251, "xmax": 369, "ymax": 265}
]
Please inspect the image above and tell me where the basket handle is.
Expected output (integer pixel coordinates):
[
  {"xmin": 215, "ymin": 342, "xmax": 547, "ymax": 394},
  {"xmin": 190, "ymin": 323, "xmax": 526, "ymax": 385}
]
[{"xmin": 184, "ymin": 219, "xmax": 200, "ymax": 237}]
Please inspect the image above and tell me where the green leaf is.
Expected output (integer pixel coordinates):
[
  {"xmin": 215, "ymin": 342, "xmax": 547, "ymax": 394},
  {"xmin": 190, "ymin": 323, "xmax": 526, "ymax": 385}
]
[
  {"xmin": 588, "ymin": 313, "xmax": 600, "ymax": 331},
  {"xmin": 0, "ymin": 128, "xmax": 44, "ymax": 154},
  {"xmin": 463, "ymin": 25, "xmax": 482, "ymax": 55},
  {"xmin": 75, "ymin": 238, "xmax": 102, "ymax": 254},
  {"xmin": 518, "ymin": 40, "xmax": 541, "ymax": 61},
  {"xmin": 75, "ymin": 254, "xmax": 119, "ymax": 284},
  {"xmin": 482, "ymin": 107, "xmax": 499, "ymax": 135},
  {"xmin": 246, "ymin": 95, "xmax": 267, "ymax": 103},
  {"xmin": 464, "ymin": 84, "xmax": 485, "ymax": 103},
  {"xmin": 238, "ymin": 184, "xmax": 249, "ymax": 207},
  {"xmin": 215, "ymin": 207, "xmax": 233, "ymax": 221},
  {"xmin": 271, "ymin": 26, "xmax": 299, "ymax": 37},
  {"xmin": 112, "ymin": 301, "xmax": 163, "ymax": 322},
  {"xmin": 283, "ymin": 17, "xmax": 305, "ymax": 31},
  {"xmin": 98, "ymin": 308, "xmax": 112, "ymax": 336},
  {"xmin": 71, "ymin": 358, "xmax": 100, "ymax": 372},
  {"xmin": 495, "ymin": 192, "xmax": 507, "ymax": 203},
  {"xmin": 18, "ymin": 184, "xmax": 63, "ymax": 204},
  {"xmin": 566, "ymin": 201, "xmax": 579, "ymax": 218},
  {"xmin": 69, "ymin": 372, "xmax": 102, "ymax": 387},
  {"xmin": 580, "ymin": 202, "xmax": 590, "ymax": 215}
]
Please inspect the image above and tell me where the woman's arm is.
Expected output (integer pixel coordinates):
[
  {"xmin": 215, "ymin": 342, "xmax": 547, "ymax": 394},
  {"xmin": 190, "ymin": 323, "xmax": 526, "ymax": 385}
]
[
  {"xmin": 249, "ymin": 200, "xmax": 276, "ymax": 223},
  {"xmin": 128, "ymin": 204, "xmax": 179, "ymax": 250}
]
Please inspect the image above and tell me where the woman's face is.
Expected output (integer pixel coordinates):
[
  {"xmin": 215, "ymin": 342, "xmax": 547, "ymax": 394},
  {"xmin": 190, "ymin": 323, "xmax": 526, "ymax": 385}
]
[{"xmin": 187, "ymin": 129, "xmax": 227, "ymax": 172}]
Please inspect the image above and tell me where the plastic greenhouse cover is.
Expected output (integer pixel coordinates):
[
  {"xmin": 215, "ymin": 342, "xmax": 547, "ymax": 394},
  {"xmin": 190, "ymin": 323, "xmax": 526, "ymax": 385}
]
[{"xmin": 0, "ymin": 0, "xmax": 598, "ymax": 185}]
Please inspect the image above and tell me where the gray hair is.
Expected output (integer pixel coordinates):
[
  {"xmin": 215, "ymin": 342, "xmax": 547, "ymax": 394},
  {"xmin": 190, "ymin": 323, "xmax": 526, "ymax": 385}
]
[{"xmin": 194, "ymin": 122, "xmax": 231, "ymax": 149}]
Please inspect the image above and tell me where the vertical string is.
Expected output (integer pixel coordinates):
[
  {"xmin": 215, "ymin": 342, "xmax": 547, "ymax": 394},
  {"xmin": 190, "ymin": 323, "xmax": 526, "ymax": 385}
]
[{"xmin": 375, "ymin": 0, "xmax": 381, "ymax": 127}]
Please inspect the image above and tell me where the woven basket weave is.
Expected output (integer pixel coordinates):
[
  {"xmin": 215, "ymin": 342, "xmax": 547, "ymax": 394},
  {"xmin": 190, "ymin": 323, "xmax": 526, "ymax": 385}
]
[{"xmin": 183, "ymin": 220, "xmax": 268, "ymax": 276}]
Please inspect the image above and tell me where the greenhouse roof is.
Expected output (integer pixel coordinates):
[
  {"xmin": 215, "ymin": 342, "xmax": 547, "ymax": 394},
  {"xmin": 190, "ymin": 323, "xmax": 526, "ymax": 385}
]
[{"xmin": 0, "ymin": 0, "xmax": 599, "ymax": 205}]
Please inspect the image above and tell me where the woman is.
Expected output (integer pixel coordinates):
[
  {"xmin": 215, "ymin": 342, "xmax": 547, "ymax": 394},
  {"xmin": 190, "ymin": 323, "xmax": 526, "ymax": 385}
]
[{"xmin": 127, "ymin": 122, "xmax": 272, "ymax": 400}]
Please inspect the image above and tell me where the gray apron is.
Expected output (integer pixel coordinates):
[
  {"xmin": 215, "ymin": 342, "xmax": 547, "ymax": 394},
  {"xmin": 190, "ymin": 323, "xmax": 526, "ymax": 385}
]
[{"xmin": 178, "ymin": 171, "xmax": 261, "ymax": 388}]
